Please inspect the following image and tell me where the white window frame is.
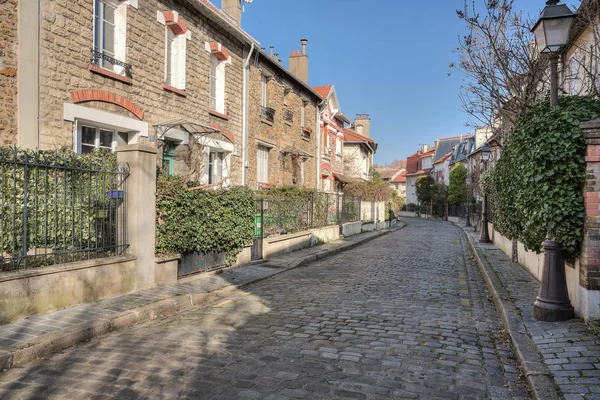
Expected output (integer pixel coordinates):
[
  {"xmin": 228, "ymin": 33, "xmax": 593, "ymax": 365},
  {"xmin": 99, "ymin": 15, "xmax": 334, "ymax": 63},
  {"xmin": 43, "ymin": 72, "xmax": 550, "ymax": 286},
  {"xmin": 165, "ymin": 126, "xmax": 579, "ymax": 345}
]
[
  {"xmin": 257, "ymin": 145, "xmax": 269, "ymax": 186},
  {"xmin": 208, "ymin": 151, "xmax": 224, "ymax": 184},
  {"xmin": 93, "ymin": 0, "xmax": 127, "ymax": 74},
  {"xmin": 301, "ymin": 101, "xmax": 306, "ymax": 127},
  {"xmin": 209, "ymin": 55, "xmax": 226, "ymax": 113},
  {"xmin": 76, "ymin": 124, "xmax": 128, "ymax": 154},
  {"xmin": 199, "ymin": 136, "xmax": 233, "ymax": 188},
  {"xmin": 165, "ymin": 29, "xmax": 189, "ymax": 90},
  {"xmin": 260, "ymin": 75, "xmax": 268, "ymax": 108}
]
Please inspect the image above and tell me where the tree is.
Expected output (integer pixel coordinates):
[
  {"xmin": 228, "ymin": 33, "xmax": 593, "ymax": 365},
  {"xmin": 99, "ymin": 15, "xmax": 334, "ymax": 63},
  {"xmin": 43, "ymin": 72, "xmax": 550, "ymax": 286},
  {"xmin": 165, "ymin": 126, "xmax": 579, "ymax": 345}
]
[
  {"xmin": 452, "ymin": 0, "xmax": 551, "ymax": 140},
  {"xmin": 448, "ymin": 164, "xmax": 468, "ymax": 205},
  {"xmin": 416, "ymin": 176, "xmax": 435, "ymax": 204}
]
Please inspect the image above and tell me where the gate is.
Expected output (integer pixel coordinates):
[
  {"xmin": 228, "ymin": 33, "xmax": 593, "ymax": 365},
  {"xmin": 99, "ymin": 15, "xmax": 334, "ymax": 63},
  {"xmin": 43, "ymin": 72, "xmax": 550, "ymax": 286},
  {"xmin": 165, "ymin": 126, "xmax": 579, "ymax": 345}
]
[{"xmin": 251, "ymin": 199, "xmax": 264, "ymax": 260}]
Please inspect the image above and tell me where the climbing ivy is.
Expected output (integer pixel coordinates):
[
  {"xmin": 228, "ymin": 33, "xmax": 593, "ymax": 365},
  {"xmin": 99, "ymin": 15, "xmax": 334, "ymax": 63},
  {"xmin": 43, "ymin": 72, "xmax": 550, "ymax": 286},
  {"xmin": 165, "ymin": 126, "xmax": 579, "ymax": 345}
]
[
  {"xmin": 155, "ymin": 174, "xmax": 255, "ymax": 264},
  {"xmin": 489, "ymin": 96, "xmax": 600, "ymax": 260}
]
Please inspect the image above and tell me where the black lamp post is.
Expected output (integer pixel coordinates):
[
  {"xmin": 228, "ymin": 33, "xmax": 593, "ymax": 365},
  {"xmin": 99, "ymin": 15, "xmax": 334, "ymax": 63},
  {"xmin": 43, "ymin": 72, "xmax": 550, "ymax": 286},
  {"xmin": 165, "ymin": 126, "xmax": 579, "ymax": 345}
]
[
  {"xmin": 479, "ymin": 143, "xmax": 491, "ymax": 243},
  {"xmin": 465, "ymin": 175, "xmax": 471, "ymax": 227},
  {"xmin": 531, "ymin": 0, "xmax": 576, "ymax": 322}
]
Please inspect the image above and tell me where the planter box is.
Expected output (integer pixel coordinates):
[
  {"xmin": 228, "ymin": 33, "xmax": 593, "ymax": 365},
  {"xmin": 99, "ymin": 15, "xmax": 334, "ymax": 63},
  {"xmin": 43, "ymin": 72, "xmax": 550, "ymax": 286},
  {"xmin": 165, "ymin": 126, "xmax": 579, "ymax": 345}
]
[{"xmin": 155, "ymin": 254, "xmax": 180, "ymax": 285}]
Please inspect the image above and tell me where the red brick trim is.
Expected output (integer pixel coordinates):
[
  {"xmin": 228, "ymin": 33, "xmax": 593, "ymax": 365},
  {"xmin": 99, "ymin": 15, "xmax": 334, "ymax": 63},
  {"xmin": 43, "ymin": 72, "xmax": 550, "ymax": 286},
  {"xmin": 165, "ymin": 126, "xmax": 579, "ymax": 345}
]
[
  {"xmin": 208, "ymin": 109, "xmax": 229, "ymax": 120},
  {"xmin": 88, "ymin": 64, "xmax": 132, "ymax": 85},
  {"xmin": 208, "ymin": 42, "xmax": 230, "ymax": 62},
  {"xmin": 162, "ymin": 83, "xmax": 187, "ymax": 97},
  {"xmin": 586, "ymin": 145, "xmax": 600, "ymax": 163},
  {"xmin": 162, "ymin": 11, "xmax": 188, "ymax": 36},
  {"xmin": 70, "ymin": 89, "xmax": 144, "ymax": 120}
]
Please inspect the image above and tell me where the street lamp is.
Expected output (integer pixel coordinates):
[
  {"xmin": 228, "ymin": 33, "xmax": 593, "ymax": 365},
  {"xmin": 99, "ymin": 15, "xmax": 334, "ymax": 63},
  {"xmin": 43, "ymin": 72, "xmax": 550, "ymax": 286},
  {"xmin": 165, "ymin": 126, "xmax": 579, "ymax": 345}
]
[
  {"xmin": 532, "ymin": 0, "xmax": 577, "ymax": 106},
  {"xmin": 531, "ymin": 0, "xmax": 576, "ymax": 322},
  {"xmin": 479, "ymin": 143, "xmax": 491, "ymax": 243}
]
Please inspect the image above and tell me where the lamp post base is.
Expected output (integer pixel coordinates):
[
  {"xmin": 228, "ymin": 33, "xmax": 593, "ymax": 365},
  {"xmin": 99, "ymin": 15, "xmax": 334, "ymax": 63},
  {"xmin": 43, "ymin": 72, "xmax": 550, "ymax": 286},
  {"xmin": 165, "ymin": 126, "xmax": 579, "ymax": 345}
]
[{"xmin": 533, "ymin": 237, "xmax": 574, "ymax": 322}]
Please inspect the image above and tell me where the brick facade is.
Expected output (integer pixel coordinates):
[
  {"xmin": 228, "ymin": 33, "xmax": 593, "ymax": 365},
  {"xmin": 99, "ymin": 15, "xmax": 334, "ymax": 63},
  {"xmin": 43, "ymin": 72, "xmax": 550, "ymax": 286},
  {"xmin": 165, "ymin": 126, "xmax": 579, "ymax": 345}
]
[
  {"xmin": 14, "ymin": 0, "xmax": 249, "ymax": 185},
  {"xmin": 246, "ymin": 55, "xmax": 319, "ymax": 190},
  {"xmin": 0, "ymin": 0, "xmax": 17, "ymax": 147},
  {"xmin": 580, "ymin": 120, "xmax": 600, "ymax": 290}
]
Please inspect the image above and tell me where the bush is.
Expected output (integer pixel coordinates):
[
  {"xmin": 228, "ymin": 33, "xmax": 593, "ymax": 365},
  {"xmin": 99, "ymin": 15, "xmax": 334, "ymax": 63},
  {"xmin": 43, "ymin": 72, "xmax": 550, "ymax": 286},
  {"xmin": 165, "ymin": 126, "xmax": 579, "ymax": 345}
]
[
  {"xmin": 448, "ymin": 163, "xmax": 467, "ymax": 205},
  {"xmin": 156, "ymin": 175, "xmax": 255, "ymax": 264},
  {"xmin": 490, "ymin": 95, "xmax": 600, "ymax": 260}
]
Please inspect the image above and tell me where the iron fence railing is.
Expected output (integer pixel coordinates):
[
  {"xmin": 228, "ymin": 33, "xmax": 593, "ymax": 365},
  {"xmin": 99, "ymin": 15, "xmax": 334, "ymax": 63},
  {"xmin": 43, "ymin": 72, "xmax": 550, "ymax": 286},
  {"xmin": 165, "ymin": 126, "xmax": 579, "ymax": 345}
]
[
  {"xmin": 0, "ymin": 147, "xmax": 129, "ymax": 272},
  {"xmin": 260, "ymin": 106, "xmax": 275, "ymax": 123},
  {"xmin": 91, "ymin": 50, "xmax": 133, "ymax": 78},
  {"xmin": 255, "ymin": 193, "xmax": 361, "ymax": 238},
  {"xmin": 283, "ymin": 108, "xmax": 293, "ymax": 122}
]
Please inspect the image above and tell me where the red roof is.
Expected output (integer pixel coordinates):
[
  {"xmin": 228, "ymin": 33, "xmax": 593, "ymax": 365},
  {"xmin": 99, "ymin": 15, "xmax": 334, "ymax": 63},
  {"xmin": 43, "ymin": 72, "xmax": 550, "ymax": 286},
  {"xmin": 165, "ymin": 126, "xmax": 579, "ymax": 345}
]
[
  {"xmin": 391, "ymin": 170, "xmax": 407, "ymax": 183},
  {"xmin": 406, "ymin": 168, "xmax": 433, "ymax": 177},
  {"xmin": 312, "ymin": 85, "xmax": 333, "ymax": 99},
  {"xmin": 342, "ymin": 128, "xmax": 375, "ymax": 143},
  {"xmin": 434, "ymin": 152, "xmax": 452, "ymax": 165},
  {"xmin": 406, "ymin": 152, "xmax": 421, "ymax": 174}
]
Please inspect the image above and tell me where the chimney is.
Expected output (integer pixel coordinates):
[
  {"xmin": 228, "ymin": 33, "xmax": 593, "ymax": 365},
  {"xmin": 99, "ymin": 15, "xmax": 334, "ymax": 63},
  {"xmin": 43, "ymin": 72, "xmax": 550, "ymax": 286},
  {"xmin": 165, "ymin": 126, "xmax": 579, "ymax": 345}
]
[
  {"xmin": 289, "ymin": 38, "xmax": 308, "ymax": 84},
  {"xmin": 274, "ymin": 53, "xmax": 280, "ymax": 63},
  {"xmin": 269, "ymin": 46, "xmax": 274, "ymax": 58},
  {"xmin": 354, "ymin": 114, "xmax": 371, "ymax": 138},
  {"xmin": 222, "ymin": 0, "xmax": 242, "ymax": 26}
]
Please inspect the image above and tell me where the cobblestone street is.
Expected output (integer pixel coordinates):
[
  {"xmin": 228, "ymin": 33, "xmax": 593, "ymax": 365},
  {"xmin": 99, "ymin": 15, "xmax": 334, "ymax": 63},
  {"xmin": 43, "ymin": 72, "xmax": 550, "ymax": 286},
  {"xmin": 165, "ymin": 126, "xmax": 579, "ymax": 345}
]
[{"xmin": 0, "ymin": 219, "xmax": 530, "ymax": 399}]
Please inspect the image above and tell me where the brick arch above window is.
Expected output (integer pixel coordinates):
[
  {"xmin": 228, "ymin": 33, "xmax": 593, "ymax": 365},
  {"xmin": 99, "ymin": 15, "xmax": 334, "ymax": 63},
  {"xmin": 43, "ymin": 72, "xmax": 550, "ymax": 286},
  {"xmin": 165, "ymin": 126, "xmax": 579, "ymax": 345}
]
[
  {"xmin": 206, "ymin": 41, "xmax": 230, "ymax": 62},
  {"xmin": 70, "ymin": 90, "xmax": 144, "ymax": 120},
  {"xmin": 157, "ymin": 10, "xmax": 188, "ymax": 36}
]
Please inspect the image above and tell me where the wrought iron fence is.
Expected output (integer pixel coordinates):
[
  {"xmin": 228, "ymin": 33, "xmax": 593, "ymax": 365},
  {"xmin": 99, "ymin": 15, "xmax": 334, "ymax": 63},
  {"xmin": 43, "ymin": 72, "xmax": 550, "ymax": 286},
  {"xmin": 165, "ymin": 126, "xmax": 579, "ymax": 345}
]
[
  {"xmin": 0, "ymin": 148, "xmax": 129, "ymax": 272},
  {"xmin": 260, "ymin": 106, "xmax": 276, "ymax": 123},
  {"xmin": 255, "ymin": 193, "xmax": 361, "ymax": 238},
  {"xmin": 283, "ymin": 108, "xmax": 293, "ymax": 122}
]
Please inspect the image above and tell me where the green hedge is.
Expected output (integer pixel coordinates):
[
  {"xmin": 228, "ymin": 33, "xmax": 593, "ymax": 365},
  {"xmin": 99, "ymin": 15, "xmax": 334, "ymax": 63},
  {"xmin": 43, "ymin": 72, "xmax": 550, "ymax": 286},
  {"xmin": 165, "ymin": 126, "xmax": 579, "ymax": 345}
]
[
  {"xmin": 487, "ymin": 96, "xmax": 600, "ymax": 260},
  {"xmin": 155, "ymin": 175, "xmax": 255, "ymax": 264}
]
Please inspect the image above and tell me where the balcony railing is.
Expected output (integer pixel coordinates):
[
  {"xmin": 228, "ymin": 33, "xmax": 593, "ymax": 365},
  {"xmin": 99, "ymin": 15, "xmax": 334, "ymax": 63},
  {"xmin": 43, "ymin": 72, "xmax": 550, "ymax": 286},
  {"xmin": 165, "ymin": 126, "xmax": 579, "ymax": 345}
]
[
  {"xmin": 284, "ymin": 108, "xmax": 293, "ymax": 122},
  {"xmin": 91, "ymin": 50, "xmax": 133, "ymax": 78},
  {"xmin": 301, "ymin": 129, "xmax": 310, "ymax": 140},
  {"xmin": 260, "ymin": 106, "xmax": 275, "ymax": 123}
]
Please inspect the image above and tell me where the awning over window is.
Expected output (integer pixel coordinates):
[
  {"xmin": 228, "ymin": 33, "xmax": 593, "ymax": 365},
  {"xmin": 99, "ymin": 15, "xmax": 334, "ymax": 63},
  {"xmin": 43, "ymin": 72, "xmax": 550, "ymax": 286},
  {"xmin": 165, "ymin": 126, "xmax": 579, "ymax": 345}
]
[
  {"xmin": 280, "ymin": 145, "xmax": 313, "ymax": 158},
  {"xmin": 154, "ymin": 118, "xmax": 222, "ymax": 144},
  {"xmin": 332, "ymin": 172, "xmax": 360, "ymax": 184}
]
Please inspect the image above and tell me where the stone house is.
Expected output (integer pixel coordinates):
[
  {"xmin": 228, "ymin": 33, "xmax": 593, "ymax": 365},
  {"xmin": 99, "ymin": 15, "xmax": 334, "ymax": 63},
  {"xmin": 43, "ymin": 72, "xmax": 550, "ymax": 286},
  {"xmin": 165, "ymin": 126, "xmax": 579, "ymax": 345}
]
[
  {"xmin": 405, "ymin": 145, "xmax": 435, "ymax": 206},
  {"xmin": 390, "ymin": 171, "xmax": 407, "ymax": 198},
  {"xmin": 430, "ymin": 135, "xmax": 464, "ymax": 186},
  {"xmin": 313, "ymin": 85, "xmax": 352, "ymax": 192},
  {"xmin": 342, "ymin": 125, "xmax": 377, "ymax": 181},
  {"xmin": 246, "ymin": 41, "xmax": 322, "ymax": 190},
  {"xmin": 4, "ymin": 0, "xmax": 264, "ymax": 187}
]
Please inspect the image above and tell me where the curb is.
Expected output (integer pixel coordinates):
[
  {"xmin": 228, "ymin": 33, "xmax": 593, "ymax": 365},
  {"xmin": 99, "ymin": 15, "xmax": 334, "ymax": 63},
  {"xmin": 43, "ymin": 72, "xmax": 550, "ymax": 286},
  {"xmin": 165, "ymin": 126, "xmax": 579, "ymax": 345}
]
[
  {"xmin": 460, "ymin": 226, "xmax": 560, "ymax": 400},
  {"xmin": 0, "ymin": 227, "xmax": 399, "ymax": 370}
]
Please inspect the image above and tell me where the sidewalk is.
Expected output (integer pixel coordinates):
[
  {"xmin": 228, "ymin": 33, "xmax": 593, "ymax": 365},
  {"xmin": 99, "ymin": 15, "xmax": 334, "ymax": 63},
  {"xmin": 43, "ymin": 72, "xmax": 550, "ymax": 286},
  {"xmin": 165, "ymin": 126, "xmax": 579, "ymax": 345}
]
[
  {"xmin": 0, "ymin": 223, "xmax": 404, "ymax": 371},
  {"xmin": 462, "ymin": 225, "xmax": 600, "ymax": 400}
]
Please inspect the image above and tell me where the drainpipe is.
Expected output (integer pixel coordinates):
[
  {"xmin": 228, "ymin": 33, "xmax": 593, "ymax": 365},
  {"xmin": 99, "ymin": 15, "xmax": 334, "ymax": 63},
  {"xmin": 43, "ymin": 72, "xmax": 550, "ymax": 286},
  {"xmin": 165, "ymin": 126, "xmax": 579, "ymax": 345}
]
[
  {"xmin": 241, "ymin": 42, "xmax": 255, "ymax": 186},
  {"xmin": 316, "ymin": 100, "xmax": 325, "ymax": 190}
]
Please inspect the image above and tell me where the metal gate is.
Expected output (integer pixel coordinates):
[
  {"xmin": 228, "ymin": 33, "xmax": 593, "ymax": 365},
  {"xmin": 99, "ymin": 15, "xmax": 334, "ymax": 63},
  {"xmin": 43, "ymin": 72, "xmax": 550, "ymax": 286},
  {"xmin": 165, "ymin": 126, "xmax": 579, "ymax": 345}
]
[{"xmin": 251, "ymin": 199, "xmax": 264, "ymax": 260}]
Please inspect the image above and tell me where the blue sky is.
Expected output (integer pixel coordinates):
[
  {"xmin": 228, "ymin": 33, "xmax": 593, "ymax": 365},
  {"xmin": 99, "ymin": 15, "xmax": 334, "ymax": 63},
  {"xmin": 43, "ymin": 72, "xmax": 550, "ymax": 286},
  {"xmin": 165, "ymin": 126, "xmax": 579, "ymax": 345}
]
[{"xmin": 218, "ymin": 0, "xmax": 569, "ymax": 165}]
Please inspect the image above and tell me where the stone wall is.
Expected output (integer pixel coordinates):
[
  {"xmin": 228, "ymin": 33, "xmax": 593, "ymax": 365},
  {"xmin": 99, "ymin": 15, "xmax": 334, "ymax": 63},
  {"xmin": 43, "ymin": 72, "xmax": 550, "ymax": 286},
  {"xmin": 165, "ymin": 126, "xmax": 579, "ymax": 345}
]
[
  {"xmin": 247, "ymin": 61, "xmax": 318, "ymax": 190},
  {"xmin": 581, "ymin": 119, "xmax": 600, "ymax": 291},
  {"xmin": 0, "ymin": 0, "xmax": 17, "ymax": 147},
  {"xmin": 36, "ymin": 0, "xmax": 246, "ymax": 183}
]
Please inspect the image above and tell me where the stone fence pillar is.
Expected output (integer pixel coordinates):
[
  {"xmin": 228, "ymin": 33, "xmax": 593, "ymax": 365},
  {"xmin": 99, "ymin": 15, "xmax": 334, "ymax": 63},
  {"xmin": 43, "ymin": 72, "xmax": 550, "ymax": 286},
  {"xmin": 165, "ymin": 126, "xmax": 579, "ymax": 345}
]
[
  {"xmin": 116, "ymin": 144, "xmax": 158, "ymax": 290},
  {"xmin": 578, "ymin": 118, "xmax": 600, "ymax": 318}
]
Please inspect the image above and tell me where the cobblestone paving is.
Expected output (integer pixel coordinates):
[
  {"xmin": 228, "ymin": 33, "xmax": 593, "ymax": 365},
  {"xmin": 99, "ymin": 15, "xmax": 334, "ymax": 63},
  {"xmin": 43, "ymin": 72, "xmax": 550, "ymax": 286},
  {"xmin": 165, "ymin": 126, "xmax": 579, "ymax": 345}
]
[
  {"xmin": 466, "ymin": 229, "xmax": 600, "ymax": 400},
  {"xmin": 0, "ymin": 219, "xmax": 530, "ymax": 399}
]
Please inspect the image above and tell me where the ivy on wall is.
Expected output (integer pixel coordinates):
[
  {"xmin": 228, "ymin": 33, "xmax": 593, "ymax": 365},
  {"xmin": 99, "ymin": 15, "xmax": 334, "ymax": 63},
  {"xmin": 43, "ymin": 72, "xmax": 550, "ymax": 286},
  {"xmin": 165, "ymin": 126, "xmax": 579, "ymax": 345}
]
[
  {"xmin": 155, "ymin": 174, "xmax": 255, "ymax": 265},
  {"xmin": 486, "ymin": 96, "xmax": 600, "ymax": 260}
]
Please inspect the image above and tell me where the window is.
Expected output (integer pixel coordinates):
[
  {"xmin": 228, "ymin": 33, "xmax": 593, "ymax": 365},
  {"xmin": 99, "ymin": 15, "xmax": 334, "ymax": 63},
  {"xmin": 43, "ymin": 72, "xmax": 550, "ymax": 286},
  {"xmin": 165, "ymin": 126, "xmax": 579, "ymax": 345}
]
[
  {"xmin": 301, "ymin": 101, "xmax": 306, "ymax": 127},
  {"xmin": 210, "ymin": 55, "xmax": 225, "ymax": 113},
  {"xmin": 257, "ymin": 145, "xmax": 269, "ymax": 186},
  {"xmin": 208, "ymin": 151, "xmax": 224, "ymax": 184},
  {"xmin": 261, "ymin": 75, "xmax": 268, "ymax": 107},
  {"xmin": 283, "ymin": 89, "xmax": 289, "ymax": 107},
  {"xmin": 93, "ymin": 0, "xmax": 127, "ymax": 74},
  {"xmin": 165, "ymin": 29, "xmax": 187, "ymax": 89},
  {"xmin": 569, "ymin": 55, "xmax": 580, "ymax": 95},
  {"xmin": 78, "ymin": 125, "xmax": 126, "ymax": 154},
  {"xmin": 335, "ymin": 138, "xmax": 342, "ymax": 155}
]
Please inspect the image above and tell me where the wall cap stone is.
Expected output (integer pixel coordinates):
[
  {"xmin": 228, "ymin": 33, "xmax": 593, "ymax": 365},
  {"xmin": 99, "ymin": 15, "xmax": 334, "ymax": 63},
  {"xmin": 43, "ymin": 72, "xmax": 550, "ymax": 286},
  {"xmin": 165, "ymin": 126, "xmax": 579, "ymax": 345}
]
[
  {"xmin": 0, "ymin": 255, "xmax": 137, "ymax": 283},
  {"xmin": 115, "ymin": 144, "xmax": 158, "ymax": 154}
]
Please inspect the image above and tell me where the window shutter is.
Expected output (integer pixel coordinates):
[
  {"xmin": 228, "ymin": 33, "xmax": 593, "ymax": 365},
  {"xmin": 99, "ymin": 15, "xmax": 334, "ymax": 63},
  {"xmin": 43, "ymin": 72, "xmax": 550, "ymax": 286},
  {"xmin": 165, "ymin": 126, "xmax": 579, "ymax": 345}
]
[
  {"xmin": 203, "ymin": 149, "xmax": 210, "ymax": 184},
  {"xmin": 215, "ymin": 153, "xmax": 223, "ymax": 182},
  {"xmin": 114, "ymin": 3, "xmax": 127, "ymax": 74},
  {"xmin": 176, "ymin": 35, "xmax": 186, "ymax": 89},
  {"xmin": 217, "ymin": 62, "xmax": 225, "ymax": 113}
]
